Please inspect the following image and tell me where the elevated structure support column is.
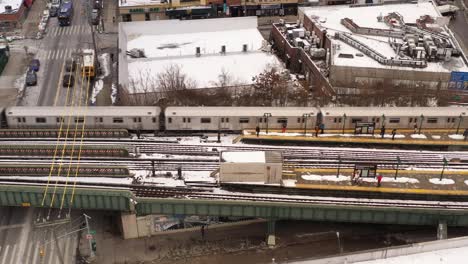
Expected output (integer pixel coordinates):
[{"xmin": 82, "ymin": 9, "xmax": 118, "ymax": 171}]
[
  {"xmin": 120, "ymin": 212, "xmax": 138, "ymax": 239},
  {"xmin": 437, "ymin": 220, "xmax": 447, "ymax": 240},
  {"xmin": 267, "ymin": 219, "xmax": 276, "ymax": 247}
]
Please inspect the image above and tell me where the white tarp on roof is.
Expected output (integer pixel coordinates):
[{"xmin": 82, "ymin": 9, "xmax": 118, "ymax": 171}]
[{"xmin": 222, "ymin": 151, "xmax": 266, "ymax": 163}]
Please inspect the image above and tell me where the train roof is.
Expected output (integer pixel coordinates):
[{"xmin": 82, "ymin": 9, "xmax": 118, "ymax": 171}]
[
  {"xmin": 165, "ymin": 107, "xmax": 319, "ymax": 117},
  {"xmin": 5, "ymin": 107, "xmax": 160, "ymax": 117},
  {"xmin": 320, "ymin": 107, "xmax": 468, "ymax": 117}
]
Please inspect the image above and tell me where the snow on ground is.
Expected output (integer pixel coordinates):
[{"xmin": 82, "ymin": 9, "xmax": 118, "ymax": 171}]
[
  {"xmin": 431, "ymin": 135, "xmax": 441, "ymax": 140},
  {"xmin": 355, "ymin": 246, "xmax": 468, "ymax": 264},
  {"xmin": 282, "ymin": 179, "xmax": 297, "ymax": 187},
  {"xmin": 139, "ymin": 153, "xmax": 218, "ymax": 160},
  {"xmin": 221, "ymin": 151, "xmax": 265, "ymax": 163},
  {"xmin": 410, "ymin": 134, "xmax": 427, "ymax": 139},
  {"xmin": 182, "ymin": 171, "xmax": 215, "ymax": 183},
  {"xmin": 98, "ymin": 53, "xmax": 111, "ymax": 78},
  {"xmin": 302, "ymin": 174, "xmax": 350, "ymax": 182},
  {"xmin": 90, "ymin": 79, "xmax": 103, "ymax": 104},
  {"xmin": 111, "ymin": 83, "xmax": 117, "ymax": 105},
  {"xmin": 449, "ymin": 134, "xmax": 465, "ymax": 140},
  {"xmin": 0, "ymin": 0, "xmax": 23, "ymax": 13},
  {"xmin": 465, "ymin": 180, "xmax": 468, "ymax": 186},
  {"xmin": 429, "ymin": 178, "xmax": 455, "ymax": 185},
  {"xmin": 362, "ymin": 177, "xmax": 419, "ymax": 184}
]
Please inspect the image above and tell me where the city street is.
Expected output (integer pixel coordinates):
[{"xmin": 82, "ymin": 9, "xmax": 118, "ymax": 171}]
[
  {"xmin": 449, "ymin": 0, "xmax": 468, "ymax": 54},
  {"xmin": 0, "ymin": 207, "xmax": 79, "ymax": 264},
  {"xmin": 21, "ymin": 0, "xmax": 94, "ymax": 106}
]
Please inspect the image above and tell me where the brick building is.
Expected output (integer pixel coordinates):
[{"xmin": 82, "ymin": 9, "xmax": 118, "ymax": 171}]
[{"xmin": 0, "ymin": 0, "xmax": 32, "ymax": 31}]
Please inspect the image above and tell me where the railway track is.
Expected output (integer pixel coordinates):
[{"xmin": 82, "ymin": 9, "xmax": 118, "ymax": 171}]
[{"xmin": 2, "ymin": 179, "xmax": 467, "ymax": 210}]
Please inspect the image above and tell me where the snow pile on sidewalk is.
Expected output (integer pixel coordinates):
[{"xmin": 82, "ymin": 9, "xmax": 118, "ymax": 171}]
[
  {"xmin": 111, "ymin": 83, "xmax": 117, "ymax": 104},
  {"xmin": 98, "ymin": 53, "xmax": 111, "ymax": 78},
  {"xmin": 449, "ymin": 134, "xmax": 464, "ymax": 140},
  {"xmin": 411, "ymin": 134, "xmax": 427, "ymax": 139},
  {"xmin": 429, "ymin": 178, "xmax": 454, "ymax": 185},
  {"xmin": 90, "ymin": 79, "xmax": 103, "ymax": 104},
  {"xmin": 301, "ymin": 174, "xmax": 350, "ymax": 182},
  {"xmin": 282, "ymin": 179, "xmax": 297, "ymax": 187}
]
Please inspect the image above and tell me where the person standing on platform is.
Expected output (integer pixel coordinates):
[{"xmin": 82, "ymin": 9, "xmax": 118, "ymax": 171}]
[
  {"xmin": 319, "ymin": 123, "xmax": 325, "ymax": 134},
  {"xmin": 377, "ymin": 174, "xmax": 383, "ymax": 187},
  {"xmin": 413, "ymin": 124, "xmax": 418, "ymax": 134},
  {"xmin": 380, "ymin": 126, "xmax": 386, "ymax": 138},
  {"xmin": 201, "ymin": 225, "xmax": 205, "ymax": 240},
  {"xmin": 255, "ymin": 126, "xmax": 260, "ymax": 137},
  {"xmin": 282, "ymin": 123, "xmax": 287, "ymax": 133},
  {"xmin": 391, "ymin": 129, "xmax": 396, "ymax": 140}
]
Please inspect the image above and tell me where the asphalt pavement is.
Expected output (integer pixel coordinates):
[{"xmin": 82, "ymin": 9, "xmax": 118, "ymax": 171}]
[
  {"xmin": 0, "ymin": 207, "xmax": 79, "ymax": 264},
  {"xmin": 34, "ymin": 0, "xmax": 94, "ymax": 106},
  {"xmin": 449, "ymin": 0, "xmax": 468, "ymax": 54}
]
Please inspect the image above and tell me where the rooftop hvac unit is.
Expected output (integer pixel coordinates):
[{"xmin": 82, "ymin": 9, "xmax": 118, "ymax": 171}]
[
  {"xmin": 243, "ymin": 44, "xmax": 248, "ymax": 52},
  {"xmin": 196, "ymin": 47, "xmax": 201, "ymax": 57},
  {"xmin": 4, "ymin": 5, "xmax": 12, "ymax": 13},
  {"xmin": 221, "ymin": 45, "xmax": 226, "ymax": 54},
  {"xmin": 279, "ymin": 19, "xmax": 285, "ymax": 25}
]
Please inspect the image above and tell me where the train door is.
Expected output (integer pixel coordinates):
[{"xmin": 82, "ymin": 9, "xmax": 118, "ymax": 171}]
[
  {"xmin": 220, "ymin": 117, "xmax": 231, "ymax": 130},
  {"xmin": 182, "ymin": 117, "xmax": 191, "ymax": 130}
]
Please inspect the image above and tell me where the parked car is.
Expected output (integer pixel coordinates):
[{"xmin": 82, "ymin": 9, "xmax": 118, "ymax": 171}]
[
  {"xmin": 49, "ymin": 6, "xmax": 58, "ymax": 17},
  {"xmin": 65, "ymin": 59, "xmax": 76, "ymax": 72},
  {"xmin": 26, "ymin": 71, "xmax": 37, "ymax": 86},
  {"xmin": 29, "ymin": 59, "xmax": 40, "ymax": 72},
  {"xmin": 63, "ymin": 74, "xmax": 74, "ymax": 87},
  {"xmin": 91, "ymin": 9, "xmax": 100, "ymax": 25}
]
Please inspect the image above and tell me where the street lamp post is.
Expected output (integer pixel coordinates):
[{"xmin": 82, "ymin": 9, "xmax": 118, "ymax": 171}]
[
  {"xmin": 381, "ymin": 114, "xmax": 386, "ymax": 128},
  {"xmin": 456, "ymin": 114, "xmax": 463, "ymax": 134},
  {"xmin": 419, "ymin": 114, "xmax": 424, "ymax": 135},
  {"xmin": 264, "ymin": 113, "xmax": 272, "ymax": 134},
  {"xmin": 342, "ymin": 114, "xmax": 347, "ymax": 135},
  {"xmin": 303, "ymin": 113, "xmax": 311, "ymax": 136},
  {"xmin": 440, "ymin": 157, "xmax": 447, "ymax": 181}
]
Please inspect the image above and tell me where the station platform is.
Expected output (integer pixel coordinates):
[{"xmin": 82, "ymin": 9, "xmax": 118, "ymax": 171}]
[
  {"xmin": 281, "ymin": 167, "xmax": 468, "ymax": 198},
  {"xmin": 240, "ymin": 129, "xmax": 468, "ymax": 150}
]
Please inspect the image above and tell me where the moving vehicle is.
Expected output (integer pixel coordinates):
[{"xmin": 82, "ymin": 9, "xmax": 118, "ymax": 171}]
[
  {"xmin": 25, "ymin": 71, "xmax": 37, "ymax": 86},
  {"xmin": 81, "ymin": 49, "xmax": 95, "ymax": 78},
  {"xmin": 63, "ymin": 74, "xmax": 74, "ymax": 87},
  {"xmin": 91, "ymin": 9, "xmax": 100, "ymax": 26},
  {"xmin": 58, "ymin": 0, "xmax": 73, "ymax": 26},
  {"xmin": 29, "ymin": 59, "xmax": 40, "ymax": 72},
  {"xmin": 65, "ymin": 59, "xmax": 77, "ymax": 72},
  {"xmin": 49, "ymin": 6, "xmax": 58, "ymax": 17}
]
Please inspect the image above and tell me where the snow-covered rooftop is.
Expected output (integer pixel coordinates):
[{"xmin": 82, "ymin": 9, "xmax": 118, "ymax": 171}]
[
  {"xmin": 0, "ymin": 0, "xmax": 23, "ymax": 14},
  {"xmin": 222, "ymin": 151, "xmax": 266, "ymax": 163},
  {"xmin": 119, "ymin": 17, "xmax": 284, "ymax": 91},
  {"xmin": 118, "ymin": 0, "xmax": 163, "ymax": 8},
  {"xmin": 300, "ymin": 1, "xmax": 468, "ymax": 72}
]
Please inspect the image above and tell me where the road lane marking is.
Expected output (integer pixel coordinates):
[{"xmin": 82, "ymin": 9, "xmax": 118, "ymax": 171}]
[
  {"xmin": 24, "ymin": 240, "xmax": 33, "ymax": 264},
  {"xmin": 9, "ymin": 243, "xmax": 18, "ymax": 264},
  {"xmin": 0, "ymin": 244, "xmax": 9, "ymax": 264},
  {"xmin": 31, "ymin": 243, "xmax": 39, "ymax": 264},
  {"xmin": 53, "ymin": 58, "xmax": 67, "ymax": 106}
]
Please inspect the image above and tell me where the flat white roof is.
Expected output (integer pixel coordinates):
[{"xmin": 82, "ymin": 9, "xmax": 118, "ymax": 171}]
[
  {"xmin": 222, "ymin": 151, "xmax": 266, "ymax": 163},
  {"xmin": 165, "ymin": 107, "xmax": 319, "ymax": 117},
  {"xmin": 6, "ymin": 107, "xmax": 160, "ymax": 117},
  {"xmin": 120, "ymin": 17, "xmax": 285, "ymax": 92},
  {"xmin": 301, "ymin": 2, "xmax": 468, "ymax": 72},
  {"xmin": 320, "ymin": 107, "xmax": 467, "ymax": 117},
  {"xmin": 118, "ymin": 0, "xmax": 162, "ymax": 7},
  {"xmin": 0, "ymin": 0, "xmax": 23, "ymax": 14}
]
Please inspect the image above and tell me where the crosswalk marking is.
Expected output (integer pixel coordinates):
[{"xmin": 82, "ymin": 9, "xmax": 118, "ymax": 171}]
[
  {"xmin": 49, "ymin": 25, "xmax": 90, "ymax": 37},
  {"xmin": 1, "ymin": 244, "xmax": 10, "ymax": 264},
  {"xmin": 9, "ymin": 243, "xmax": 18, "ymax": 264},
  {"xmin": 31, "ymin": 244, "xmax": 39, "ymax": 264},
  {"xmin": 36, "ymin": 48, "xmax": 81, "ymax": 61}
]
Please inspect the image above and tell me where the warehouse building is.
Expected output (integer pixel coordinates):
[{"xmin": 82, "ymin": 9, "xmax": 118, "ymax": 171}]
[
  {"xmin": 271, "ymin": 1, "xmax": 468, "ymax": 103},
  {"xmin": 0, "ymin": 0, "xmax": 32, "ymax": 31}
]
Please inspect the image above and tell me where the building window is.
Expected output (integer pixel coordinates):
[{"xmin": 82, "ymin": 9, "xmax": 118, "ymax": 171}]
[
  {"xmin": 168, "ymin": 117, "xmax": 172, "ymax": 123},
  {"xmin": 389, "ymin": 118, "xmax": 400, "ymax": 123},
  {"xmin": 75, "ymin": 117, "xmax": 84, "ymax": 123},
  {"xmin": 122, "ymin": 14, "xmax": 132, "ymax": 22},
  {"xmin": 201, "ymin": 118, "xmax": 211, "ymax": 123},
  {"xmin": 277, "ymin": 118, "xmax": 288, "ymax": 124},
  {"xmin": 113, "ymin": 117, "xmax": 124, "ymax": 123},
  {"xmin": 133, "ymin": 117, "xmax": 142, "ymax": 123},
  {"xmin": 239, "ymin": 118, "xmax": 250, "ymax": 123},
  {"xmin": 145, "ymin": 13, "xmax": 150, "ymax": 21},
  {"xmin": 36, "ymin": 117, "xmax": 46, "ymax": 123},
  {"xmin": 427, "ymin": 118, "xmax": 438, "ymax": 124}
]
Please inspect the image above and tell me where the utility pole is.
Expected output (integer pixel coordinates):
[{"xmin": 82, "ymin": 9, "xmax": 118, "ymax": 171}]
[
  {"xmin": 440, "ymin": 157, "xmax": 447, "ymax": 181},
  {"xmin": 84, "ymin": 214, "xmax": 95, "ymax": 258},
  {"xmin": 456, "ymin": 114, "xmax": 463, "ymax": 134}
]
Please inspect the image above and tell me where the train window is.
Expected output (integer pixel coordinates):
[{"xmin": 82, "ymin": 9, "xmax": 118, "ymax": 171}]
[
  {"xmin": 95, "ymin": 117, "xmax": 103, "ymax": 123},
  {"xmin": 201, "ymin": 118, "xmax": 211, "ymax": 123},
  {"xmin": 221, "ymin": 118, "xmax": 230, "ymax": 123},
  {"xmin": 183, "ymin": 117, "xmax": 191, "ymax": 123},
  {"xmin": 133, "ymin": 117, "xmax": 142, "ymax": 123},
  {"xmin": 188, "ymin": 118, "xmax": 191, "ymax": 123},
  {"xmin": 36, "ymin": 117, "xmax": 46, "ymax": 123},
  {"xmin": 168, "ymin": 117, "xmax": 172, "ymax": 123},
  {"xmin": 351, "ymin": 118, "xmax": 362, "ymax": 124},
  {"xmin": 427, "ymin": 118, "xmax": 438, "ymax": 124},
  {"xmin": 333, "ymin": 118, "xmax": 337, "ymax": 123},
  {"xmin": 414, "ymin": 118, "xmax": 418, "ymax": 123},
  {"xmin": 74, "ymin": 117, "xmax": 84, "ymax": 123},
  {"xmin": 389, "ymin": 118, "xmax": 400, "ymax": 123},
  {"xmin": 277, "ymin": 118, "xmax": 288, "ymax": 124},
  {"xmin": 152, "ymin": 117, "xmax": 157, "ymax": 123},
  {"xmin": 409, "ymin": 118, "xmax": 413, "ymax": 123},
  {"xmin": 239, "ymin": 118, "xmax": 249, "ymax": 123},
  {"xmin": 258, "ymin": 118, "xmax": 264, "ymax": 123},
  {"xmin": 113, "ymin": 117, "xmax": 124, "ymax": 123},
  {"xmin": 183, "ymin": 118, "xmax": 186, "ymax": 123},
  {"xmin": 17, "ymin": 117, "xmax": 23, "ymax": 123},
  {"xmin": 447, "ymin": 118, "xmax": 456, "ymax": 123}
]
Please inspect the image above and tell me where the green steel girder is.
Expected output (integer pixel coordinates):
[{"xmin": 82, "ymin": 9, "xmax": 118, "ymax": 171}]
[
  {"xmin": 0, "ymin": 185, "xmax": 134, "ymax": 211},
  {"xmin": 135, "ymin": 198, "xmax": 468, "ymax": 227}
]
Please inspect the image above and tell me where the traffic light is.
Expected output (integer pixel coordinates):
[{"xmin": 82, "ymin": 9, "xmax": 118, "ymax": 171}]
[{"xmin": 91, "ymin": 240, "xmax": 97, "ymax": 252}]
